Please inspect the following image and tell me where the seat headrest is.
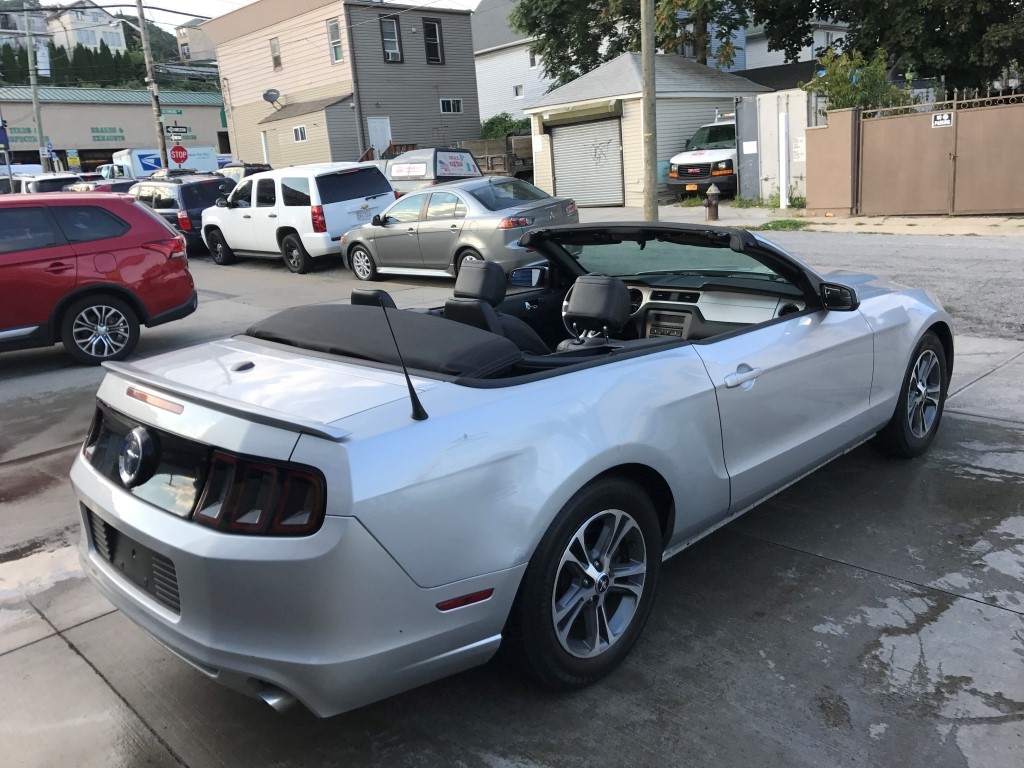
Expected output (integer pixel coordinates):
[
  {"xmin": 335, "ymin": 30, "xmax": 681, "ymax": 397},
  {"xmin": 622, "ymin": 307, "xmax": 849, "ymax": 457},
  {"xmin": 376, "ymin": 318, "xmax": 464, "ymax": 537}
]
[
  {"xmin": 564, "ymin": 274, "xmax": 631, "ymax": 333},
  {"xmin": 454, "ymin": 260, "xmax": 506, "ymax": 307},
  {"xmin": 351, "ymin": 289, "xmax": 397, "ymax": 309}
]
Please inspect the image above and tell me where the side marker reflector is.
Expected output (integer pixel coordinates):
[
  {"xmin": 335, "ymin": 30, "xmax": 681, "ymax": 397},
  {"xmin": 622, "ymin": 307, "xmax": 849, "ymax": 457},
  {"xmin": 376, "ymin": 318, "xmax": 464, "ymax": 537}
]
[
  {"xmin": 436, "ymin": 588, "xmax": 494, "ymax": 612},
  {"xmin": 126, "ymin": 386, "xmax": 185, "ymax": 414}
]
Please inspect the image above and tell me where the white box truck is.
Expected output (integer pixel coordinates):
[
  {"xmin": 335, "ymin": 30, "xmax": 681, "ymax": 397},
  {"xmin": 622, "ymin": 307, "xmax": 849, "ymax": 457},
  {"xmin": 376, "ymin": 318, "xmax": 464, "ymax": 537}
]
[{"xmin": 98, "ymin": 146, "xmax": 219, "ymax": 180}]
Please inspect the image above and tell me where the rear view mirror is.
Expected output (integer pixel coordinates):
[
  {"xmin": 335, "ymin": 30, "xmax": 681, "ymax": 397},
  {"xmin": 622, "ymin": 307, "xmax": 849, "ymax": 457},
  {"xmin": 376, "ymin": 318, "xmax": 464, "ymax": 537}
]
[
  {"xmin": 509, "ymin": 266, "xmax": 548, "ymax": 288},
  {"xmin": 820, "ymin": 283, "xmax": 859, "ymax": 311}
]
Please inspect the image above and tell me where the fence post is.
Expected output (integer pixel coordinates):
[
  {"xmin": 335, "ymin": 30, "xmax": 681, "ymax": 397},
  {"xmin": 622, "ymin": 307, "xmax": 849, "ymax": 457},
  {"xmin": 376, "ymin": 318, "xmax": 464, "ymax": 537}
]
[{"xmin": 948, "ymin": 88, "xmax": 960, "ymax": 215}]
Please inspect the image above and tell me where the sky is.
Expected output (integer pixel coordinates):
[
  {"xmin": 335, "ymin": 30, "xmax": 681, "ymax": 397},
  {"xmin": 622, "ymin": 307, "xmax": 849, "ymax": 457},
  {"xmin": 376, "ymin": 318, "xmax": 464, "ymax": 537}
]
[{"xmin": 89, "ymin": 0, "xmax": 482, "ymax": 38}]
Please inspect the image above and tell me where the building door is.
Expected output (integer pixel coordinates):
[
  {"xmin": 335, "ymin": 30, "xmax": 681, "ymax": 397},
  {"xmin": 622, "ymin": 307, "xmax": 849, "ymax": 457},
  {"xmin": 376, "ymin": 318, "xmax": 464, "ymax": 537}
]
[
  {"xmin": 366, "ymin": 117, "xmax": 392, "ymax": 159},
  {"xmin": 551, "ymin": 119, "xmax": 623, "ymax": 206}
]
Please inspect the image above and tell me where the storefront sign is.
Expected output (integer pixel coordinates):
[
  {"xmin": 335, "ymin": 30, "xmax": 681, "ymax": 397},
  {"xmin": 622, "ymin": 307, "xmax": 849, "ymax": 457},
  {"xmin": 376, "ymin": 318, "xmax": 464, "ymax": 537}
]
[
  {"xmin": 91, "ymin": 126, "xmax": 126, "ymax": 142},
  {"xmin": 67, "ymin": 149, "xmax": 81, "ymax": 168}
]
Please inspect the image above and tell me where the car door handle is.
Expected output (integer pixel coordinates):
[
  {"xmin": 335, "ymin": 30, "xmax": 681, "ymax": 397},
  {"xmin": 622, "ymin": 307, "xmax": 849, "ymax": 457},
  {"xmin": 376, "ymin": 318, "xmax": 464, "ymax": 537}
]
[
  {"xmin": 724, "ymin": 366, "xmax": 763, "ymax": 388},
  {"xmin": 406, "ymin": 228, "xmax": 416, "ymax": 235},
  {"xmin": 449, "ymin": 225, "xmax": 459, "ymax": 231},
  {"xmin": 268, "ymin": 214, "xmax": 277, "ymax": 218},
  {"xmin": 44, "ymin": 261, "xmax": 73, "ymax": 274},
  {"xmin": 524, "ymin": 300, "xmax": 540, "ymax": 310}
]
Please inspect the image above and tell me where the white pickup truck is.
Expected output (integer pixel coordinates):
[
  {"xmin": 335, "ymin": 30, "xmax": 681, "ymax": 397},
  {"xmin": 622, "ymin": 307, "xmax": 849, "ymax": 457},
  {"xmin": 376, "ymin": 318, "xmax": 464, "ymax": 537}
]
[{"xmin": 667, "ymin": 114, "xmax": 737, "ymax": 199}]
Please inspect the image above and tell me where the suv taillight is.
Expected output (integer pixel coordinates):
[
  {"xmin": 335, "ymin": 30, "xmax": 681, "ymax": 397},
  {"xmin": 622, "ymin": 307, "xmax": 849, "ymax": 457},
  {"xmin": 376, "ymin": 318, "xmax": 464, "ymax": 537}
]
[
  {"xmin": 176, "ymin": 209, "xmax": 192, "ymax": 231},
  {"xmin": 193, "ymin": 452, "xmax": 327, "ymax": 536},
  {"xmin": 311, "ymin": 205, "xmax": 327, "ymax": 233},
  {"xmin": 144, "ymin": 237, "xmax": 187, "ymax": 260}
]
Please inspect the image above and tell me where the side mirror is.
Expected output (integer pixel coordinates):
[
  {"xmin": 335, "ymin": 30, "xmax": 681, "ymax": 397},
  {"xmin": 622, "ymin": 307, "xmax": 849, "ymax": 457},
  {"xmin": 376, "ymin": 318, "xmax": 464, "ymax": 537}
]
[
  {"xmin": 684, "ymin": 139, "xmax": 691, "ymax": 150},
  {"xmin": 509, "ymin": 265, "xmax": 548, "ymax": 289},
  {"xmin": 371, "ymin": 214, "xmax": 382, "ymax": 226},
  {"xmin": 215, "ymin": 197, "xmax": 230, "ymax": 208},
  {"xmin": 820, "ymin": 282, "xmax": 859, "ymax": 311}
]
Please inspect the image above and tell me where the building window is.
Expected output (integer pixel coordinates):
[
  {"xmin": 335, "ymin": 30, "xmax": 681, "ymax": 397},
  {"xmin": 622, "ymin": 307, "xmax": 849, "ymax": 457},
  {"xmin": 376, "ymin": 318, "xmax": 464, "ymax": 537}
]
[
  {"xmin": 180, "ymin": 42, "xmax": 190, "ymax": 60},
  {"xmin": 293, "ymin": 125, "xmax": 307, "ymax": 142},
  {"xmin": 423, "ymin": 18, "xmax": 443, "ymax": 64},
  {"xmin": 380, "ymin": 17, "xmax": 402, "ymax": 63},
  {"xmin": 72, "ymin": 10, "xmax": 83, "ymax": 20},
  {"xmin": 92, "ymin": 12, "xmax": 101, "ymax": 22},
  {"xmin": 512, "ymin": 84, "xmax": 524, "ymax": 99},
  {"xmin": 528, "ymin": 50, "xmax": 538, "ymax": 69},
  {"xmin": 327, "ymin": 18, "xmax": 343, "ymax": 63},
  {"xmin": 440, "ymin": 98, "xmax": 463, "ymax": 114},
  {"xmin": 270, "ymin": 37, "xmax": 282, "ymax": 69},
  {"xmin": 79, "ymin": 29, "xmax": 96, "ymax": 46}
]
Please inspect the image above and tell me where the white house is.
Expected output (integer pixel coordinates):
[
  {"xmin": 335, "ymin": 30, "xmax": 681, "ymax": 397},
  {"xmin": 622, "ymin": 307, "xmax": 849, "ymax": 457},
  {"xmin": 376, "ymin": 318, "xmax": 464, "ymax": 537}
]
[
  {"xmin": 46, "ymin": 1, "xmax": 127, "ymax": 54},
  {"xmin": 744, "ymin": 21, "xmax": 845, "ymax": 70}
]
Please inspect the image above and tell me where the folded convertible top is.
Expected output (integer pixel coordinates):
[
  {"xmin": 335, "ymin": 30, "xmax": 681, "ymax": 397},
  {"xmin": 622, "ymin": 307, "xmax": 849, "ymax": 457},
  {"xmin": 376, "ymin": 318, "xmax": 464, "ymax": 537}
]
[{"xmin": 245, "ymin": 304, "xmax": 523, "ymax": 379}]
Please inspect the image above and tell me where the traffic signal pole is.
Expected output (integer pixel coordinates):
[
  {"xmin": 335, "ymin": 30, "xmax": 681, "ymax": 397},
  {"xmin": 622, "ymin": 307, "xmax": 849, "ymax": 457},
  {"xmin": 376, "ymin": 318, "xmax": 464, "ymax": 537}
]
[{"xmin": 136, "ymin": 0, "xmax": 169, "ymax": 169}]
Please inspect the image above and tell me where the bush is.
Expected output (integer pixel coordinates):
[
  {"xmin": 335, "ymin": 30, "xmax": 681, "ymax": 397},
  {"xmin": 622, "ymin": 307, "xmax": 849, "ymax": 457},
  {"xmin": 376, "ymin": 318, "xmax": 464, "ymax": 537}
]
[
  {"xmin": 678, "ymin": 195, "xmax": 704, "ymax": 207},
  {"xmin": 733, "ymin": 196, "xmax": 764, "ymax": 208},
  {"xmin": 481, "ymin": 112, "xmax": 530, "ymax": 139}
]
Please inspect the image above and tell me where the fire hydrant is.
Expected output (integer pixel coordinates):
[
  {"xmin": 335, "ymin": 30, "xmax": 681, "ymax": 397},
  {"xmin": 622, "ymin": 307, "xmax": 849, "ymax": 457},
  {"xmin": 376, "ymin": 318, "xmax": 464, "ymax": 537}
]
[{"xmin": 704, "ymin": 184, "xmax": 721, "ymax": 221}]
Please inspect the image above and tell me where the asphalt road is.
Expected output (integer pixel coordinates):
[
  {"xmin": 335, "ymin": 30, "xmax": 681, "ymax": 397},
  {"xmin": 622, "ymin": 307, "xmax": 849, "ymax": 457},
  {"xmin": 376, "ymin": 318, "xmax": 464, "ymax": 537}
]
[{"xmin": 1, "ymin": 231, "xmax": 1023, "ymax": 767}]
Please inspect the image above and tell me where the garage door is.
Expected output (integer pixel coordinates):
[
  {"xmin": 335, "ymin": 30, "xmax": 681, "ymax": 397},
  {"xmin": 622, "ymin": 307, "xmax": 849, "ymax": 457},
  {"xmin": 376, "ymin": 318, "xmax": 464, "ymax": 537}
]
[{"xmin": 551, "ymin": 119, "xmax": 623, "ymax": 206}]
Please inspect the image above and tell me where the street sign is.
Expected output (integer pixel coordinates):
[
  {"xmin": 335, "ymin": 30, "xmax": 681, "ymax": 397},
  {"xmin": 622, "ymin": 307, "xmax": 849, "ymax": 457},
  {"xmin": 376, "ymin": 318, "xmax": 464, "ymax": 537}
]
[
  {"xmin": 169, "ymin": 145, "xmax": 189, "ymax": 165},
  {"xmin": 46, "ymin": 141, "xmax": 53, "ymax": 150},
  {"xmin": 38, "ymin": 148, "xmax": 48, "ymax": 158},
  {"xmin": 161, "ymin": 109, "xmax": 183, "ymax": 115},
  {"xmin": 166, "ymin": 125, "xmax": 190, "ymax": 135}
]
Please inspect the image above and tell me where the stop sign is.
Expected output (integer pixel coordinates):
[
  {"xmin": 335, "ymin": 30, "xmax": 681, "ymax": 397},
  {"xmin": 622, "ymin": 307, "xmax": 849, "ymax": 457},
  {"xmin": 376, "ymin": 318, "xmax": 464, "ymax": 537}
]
[{"xmin": 169, "ymin": 145, "xmax": 188, "ymax": 165}]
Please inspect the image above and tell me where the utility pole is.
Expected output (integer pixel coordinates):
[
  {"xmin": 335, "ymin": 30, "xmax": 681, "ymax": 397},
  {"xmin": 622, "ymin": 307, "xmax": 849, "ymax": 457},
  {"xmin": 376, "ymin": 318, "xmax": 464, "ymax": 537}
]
[
  {"xmin": 640, "ymin": 0, "xmax": 657, "ymax": 221},
  {"xmin": 134, "ymin": 0, "xmax": 169, "ymax": 168},
  {"xmin": 24, "ymin": 9, "xmax": 49, "ymax": 172}
]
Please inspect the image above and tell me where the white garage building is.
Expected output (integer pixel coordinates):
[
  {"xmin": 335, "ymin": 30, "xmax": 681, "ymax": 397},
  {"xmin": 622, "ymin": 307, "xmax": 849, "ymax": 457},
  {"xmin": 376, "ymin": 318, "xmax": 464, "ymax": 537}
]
[{"xmin": 525, "ymin": 53, "xmax": 770, "ymax": 206}]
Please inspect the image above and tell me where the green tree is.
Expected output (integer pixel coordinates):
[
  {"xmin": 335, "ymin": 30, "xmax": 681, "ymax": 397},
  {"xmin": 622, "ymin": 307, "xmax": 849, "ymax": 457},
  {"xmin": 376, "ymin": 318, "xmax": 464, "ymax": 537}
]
[
  {"xmin": 801, "ymin": 48, "xmax": 914, "ymax": 111},
  {"xmin": 0, "ymin": 43, "xmax": 20, "ymax": 84},
  {"xmin": 748, "ymin": 0, "xmax": 1024, "ymax": 89},
  {"xmin": 480, "ymin": 112, "xmax": 531, "ymax": 139}
]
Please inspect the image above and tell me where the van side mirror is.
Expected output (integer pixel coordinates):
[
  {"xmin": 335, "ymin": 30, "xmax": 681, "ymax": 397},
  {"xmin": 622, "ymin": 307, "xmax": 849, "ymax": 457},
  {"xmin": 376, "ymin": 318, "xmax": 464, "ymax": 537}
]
[
  {"xmin": 371, "ymin": 214, "xmax": 382, "ymax": 226},
  {"xmin": 820, "ymin": 283, "xmax": 859, "ymax": 311}
]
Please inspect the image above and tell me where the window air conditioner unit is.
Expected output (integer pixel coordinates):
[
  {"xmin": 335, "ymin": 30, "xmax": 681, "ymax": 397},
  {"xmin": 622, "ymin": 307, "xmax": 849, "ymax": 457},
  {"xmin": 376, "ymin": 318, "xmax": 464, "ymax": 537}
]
[{"xmin": 385, "ymin": 51, "xmax": 401, "ymax": 62}]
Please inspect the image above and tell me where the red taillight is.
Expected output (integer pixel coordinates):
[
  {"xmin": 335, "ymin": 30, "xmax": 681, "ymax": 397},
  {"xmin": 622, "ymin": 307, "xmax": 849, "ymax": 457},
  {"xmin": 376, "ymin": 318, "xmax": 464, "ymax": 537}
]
[
  {"xmin": 311, "ymin": 205, "xmax": 327, "ymax": 233},
  {"xmin": 176, "ymin": 209, "xmax": 193, "ymax": 231},
  {"xmin": 497, "ymin": 216, "xmax": 535, "ymax": 229},
  {"xmin": 193, "ymin": 451, "xmax": 326, "ymax": 536},
  {"xmin": 565, "ymin": 201, "xmax": 577, "ymax": 216},
  {"xmin": 143, "ymin": 237, "xmax": 186, "ymax": 259}
]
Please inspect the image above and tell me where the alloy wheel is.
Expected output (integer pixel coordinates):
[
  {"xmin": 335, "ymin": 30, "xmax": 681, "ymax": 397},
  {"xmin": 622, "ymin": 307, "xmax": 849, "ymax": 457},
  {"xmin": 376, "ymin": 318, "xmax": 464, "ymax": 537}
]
[
  {"xmin": 550, "ymin": 508, "xmax": 648, "ymax": 659},
  {"xmin": 352, "ymin": 250, "xmax": 373, "ymax": 280},
  {"xmin": 906, "ymin": 349, "xmax": 942, "ymax": 438},
  {"xmin": 71, "ymin": 304, "xmax": 131, "ymax": 359}
]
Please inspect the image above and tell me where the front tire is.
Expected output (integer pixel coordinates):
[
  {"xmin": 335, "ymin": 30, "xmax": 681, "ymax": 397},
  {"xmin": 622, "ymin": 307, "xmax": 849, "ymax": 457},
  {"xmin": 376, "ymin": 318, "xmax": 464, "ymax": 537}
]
[
  {"xmin": 61, "ymin": 295, "xmax": 140, "ymax": 365},
  {"xmin": 206, "ymin": 229, "xmax": 236, "ymax": 266},
  {"xmin": 350, "ymin": 245, "xmax": 378, "ymax": 281},
  {"xmin": 281, "ymin": 233, "xmax": 312, "ymax": 274},
  {"xmin": 874, "ymin": 330, "xmax": 948, "ymax": 457},
  {"xmin": 511, "ymin": 477, "xmax": 661, "ymax": 689}
]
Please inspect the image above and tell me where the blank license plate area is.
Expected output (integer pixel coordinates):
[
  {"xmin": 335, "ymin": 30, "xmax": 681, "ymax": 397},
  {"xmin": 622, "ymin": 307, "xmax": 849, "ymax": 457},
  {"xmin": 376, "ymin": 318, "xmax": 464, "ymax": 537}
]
[{"xmin": 685, "ymin": 184, "xmax": 698, "ymax": 191}]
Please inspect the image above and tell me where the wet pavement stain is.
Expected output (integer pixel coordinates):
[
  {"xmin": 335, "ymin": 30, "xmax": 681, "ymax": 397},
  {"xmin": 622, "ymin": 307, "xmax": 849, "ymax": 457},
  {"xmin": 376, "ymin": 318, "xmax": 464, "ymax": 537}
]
[{"xmin": 815, "ymin": 686, "xmax": 853, "ymax": 729}]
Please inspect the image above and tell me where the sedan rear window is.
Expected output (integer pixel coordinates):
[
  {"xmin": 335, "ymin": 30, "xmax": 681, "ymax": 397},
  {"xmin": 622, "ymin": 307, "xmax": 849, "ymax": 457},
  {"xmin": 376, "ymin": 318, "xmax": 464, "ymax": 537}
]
[
  {"xmin": 182, "ymin": 180, "xmax": 233, "ymax": 209},
  {"xmin": 315, "ymin": 167, "xmax": 391, "ymax": 204},
  {"xmin": 469, "ymin": 179, "xmax": 549, "ymax": 211}
]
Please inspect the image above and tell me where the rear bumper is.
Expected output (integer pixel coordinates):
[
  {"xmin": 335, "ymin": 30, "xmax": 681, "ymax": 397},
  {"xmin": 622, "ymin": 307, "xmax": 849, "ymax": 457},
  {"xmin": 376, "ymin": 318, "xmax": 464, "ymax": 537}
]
[
  {"xmin": 300, "ymin": 232, "xmax": 339, "ymax": 259},
  {"xmin": 145, "ymin": 290, "xmax": 197, "ymax": 328},
  {"xmin": 70, "ymin": 456, "xmax": 520, "ymax": 717}
]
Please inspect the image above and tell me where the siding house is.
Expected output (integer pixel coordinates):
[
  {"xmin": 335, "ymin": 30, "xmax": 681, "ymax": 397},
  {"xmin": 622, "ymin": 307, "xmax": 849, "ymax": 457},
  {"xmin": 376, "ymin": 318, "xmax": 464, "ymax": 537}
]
[
  {"xmin": 46, "ymin": 1, "xmax": 127, "ymax": 54},
  {"xmin": 471, "ymin": 0, "xmax": 554, "ymax": 121},
  {"xmin": 202, "ymin": 0, "xmax": 481, "ymax": 167}
]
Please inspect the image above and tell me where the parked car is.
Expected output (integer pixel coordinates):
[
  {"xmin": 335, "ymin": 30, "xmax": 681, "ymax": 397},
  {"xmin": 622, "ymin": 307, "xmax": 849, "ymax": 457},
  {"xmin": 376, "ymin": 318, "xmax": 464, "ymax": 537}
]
[
  {"xmin": 217, "ymin": 162, "xmax": 272, "ymax": 185},
  {"xmin": 128, "ymin": 174, "xmax": 236, "ymax": 254},
  {"xmin": 201, "ymin": 162, "xmax": 396, "ymax": 273},
  {"xmin": 381, "ymin": 147, "xmax": 483, "ymax": 196},
  {"xmin": 73, "ymin": 172, "xmax": 106, "ymax": 183},
  {"xmin": 62, "ymin": 179, "xmax": 137, "ymax": 193},
  {"xmin": 0, "ymin": 193, "xmax": 197, "ymax": 364},
  {"xmin": 1, "ymin": 172, "xmax": 85, "ymax": 195},
  {"xmin": 343, "ymin": 176, "xmax": 578, "ymax": 280},
  {"xmin": 667, "ymin": 111, "xmax": 737, "ymax": 199},
  {"xmin": 70, "ymin": 221, "xmax": 952, "ymax": 717}
]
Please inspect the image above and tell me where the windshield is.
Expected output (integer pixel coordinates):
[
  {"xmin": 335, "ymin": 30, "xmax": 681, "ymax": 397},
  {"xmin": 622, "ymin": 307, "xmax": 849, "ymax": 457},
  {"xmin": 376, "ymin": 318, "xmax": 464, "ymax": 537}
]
[
  {"xmin": 469, "ymin": 179, "xmax": 549, "ymax": 211},
  {"xmin": 551, "ymin": 233, "xmax": 781, "ymax": 281},
  {"xmin": 688, "ymin": 124, "xmax": 736, "ymax": 151}
]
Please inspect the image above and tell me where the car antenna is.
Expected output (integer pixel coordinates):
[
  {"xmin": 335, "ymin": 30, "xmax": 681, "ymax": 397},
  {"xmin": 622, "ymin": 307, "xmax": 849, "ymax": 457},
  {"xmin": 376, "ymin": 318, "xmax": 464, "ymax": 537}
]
[{"xmin": 378, "ymin": 298, "xmax": 429, "ymax": 421}]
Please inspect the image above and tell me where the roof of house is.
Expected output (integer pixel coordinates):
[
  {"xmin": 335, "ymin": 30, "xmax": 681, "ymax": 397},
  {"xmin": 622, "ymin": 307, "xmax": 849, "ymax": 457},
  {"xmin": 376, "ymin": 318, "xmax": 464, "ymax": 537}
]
[
  {"xmin": 0, "ymin": 86, "xmax": 223, "ymax": 106},
  {"xmin": 739, "ymin": 61, "xmax": 819, "ymax": 91},
  {"xmin": 178, "ymin": 17, "xmax": 207, "ymax": 30},
  {"xmin": 257, "ymin": 95, "xmax": 352, "ymax": 124},
  {"xmin": 45, "ymin": 0, "xmax": 110, "ymax": 21},
  {"xmin": 525, "ymin": 53, "xmax": 771, "ymax": 111},
  {"xmin": 471, "ymin": 0, "xmax": 524, "ymax": 54}
]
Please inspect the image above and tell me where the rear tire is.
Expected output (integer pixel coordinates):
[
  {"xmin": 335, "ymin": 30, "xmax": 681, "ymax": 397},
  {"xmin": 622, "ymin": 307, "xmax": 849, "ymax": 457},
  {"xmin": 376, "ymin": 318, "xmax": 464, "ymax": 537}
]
[
  {"xmin": 61, "ymin": 294, "xmax": 140, "ymax": 366},
  {"xmin": 456, "ymin": 248, "xmax": 482, "ymax": 275},
  {"xmin": 509, "ymin": 477, "xmax": 661, "ymax": 689},
  {"xmin": 207, "ymin": 229, "xmax": 236, "ymax": 266},
  {"xmin": 350, "ymin": 245, "xmax": 378, "ymax": 281},
  {"xmin": 281, "ymin": 233, "xmax": 312, "ymax": 274},
  {"xmin": 874, "ymin": 331, "xmax": 948, "ymax": 458}
]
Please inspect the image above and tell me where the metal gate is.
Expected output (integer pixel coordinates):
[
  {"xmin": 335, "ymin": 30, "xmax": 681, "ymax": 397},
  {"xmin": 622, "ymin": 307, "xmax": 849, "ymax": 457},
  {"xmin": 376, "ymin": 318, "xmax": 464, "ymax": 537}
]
[
  {"xmin": 859, "ymin": 93, "xmax": 1024, "ymax": 215},
  {"xmin": 551, "ymin": 119, "xmax": 623, "ymax": 206}
]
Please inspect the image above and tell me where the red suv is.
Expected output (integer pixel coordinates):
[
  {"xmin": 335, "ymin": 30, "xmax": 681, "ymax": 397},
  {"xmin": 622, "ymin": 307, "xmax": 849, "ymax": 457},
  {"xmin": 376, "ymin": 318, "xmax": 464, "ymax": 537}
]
[{"xmin": 0, "ymin": 193, "xmax": 197, "ymax": 365}]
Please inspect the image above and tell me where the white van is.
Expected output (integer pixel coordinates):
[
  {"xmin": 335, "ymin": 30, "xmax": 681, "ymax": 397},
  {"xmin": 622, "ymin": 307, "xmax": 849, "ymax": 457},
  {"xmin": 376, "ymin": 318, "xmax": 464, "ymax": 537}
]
[
  {"xmin": 98, "ymin": 146, "xmax": 220, "ymax": 180},
  {"xmin": 201, "ymin": 162, "xmax": 396, "ymax": 273},
  {"xmin": 667, "ymin": 113, "xmax": 737, "ymax": 199}
]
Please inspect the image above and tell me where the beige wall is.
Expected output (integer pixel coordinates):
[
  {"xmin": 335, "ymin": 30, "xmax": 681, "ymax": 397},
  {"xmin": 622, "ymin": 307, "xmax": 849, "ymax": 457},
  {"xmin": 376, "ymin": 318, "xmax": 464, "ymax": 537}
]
[
  {"xmin": 530, "ymin": 114, "xmax": 553, "ymax": 193},
  {"xmin": 805, "ymin": 108, "xmax": 857, "ymax": 216},
  {"xmin": 621, "ymin": 99, "xmax": 643, "ymax": 207}
]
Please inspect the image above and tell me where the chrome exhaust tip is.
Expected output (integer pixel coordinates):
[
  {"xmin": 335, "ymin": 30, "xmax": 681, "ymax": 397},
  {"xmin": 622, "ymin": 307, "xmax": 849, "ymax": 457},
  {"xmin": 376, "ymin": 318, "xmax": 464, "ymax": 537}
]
[{"xmin": 257, "ymin": 683, "xmax": 297, "ymax": 713}]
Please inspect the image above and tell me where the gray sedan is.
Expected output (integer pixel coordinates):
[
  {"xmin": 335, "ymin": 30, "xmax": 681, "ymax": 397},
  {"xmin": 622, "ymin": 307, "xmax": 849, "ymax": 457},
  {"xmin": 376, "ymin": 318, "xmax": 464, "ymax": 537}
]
[{"xmin": 341, "ymin": 176, "xmax": 578, "ymax": 280}]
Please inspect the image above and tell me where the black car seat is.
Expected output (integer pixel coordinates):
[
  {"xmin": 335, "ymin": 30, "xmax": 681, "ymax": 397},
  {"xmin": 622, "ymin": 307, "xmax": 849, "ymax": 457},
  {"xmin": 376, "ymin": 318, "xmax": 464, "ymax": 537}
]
[
  {"xmin": 556, "ymin": 274, "xmax": 632, "ymax": 352},
  {"xmin": 444, "ymin": 260, "xmax": 550, "ymax": 354},
  {"xmin": 351, "ymin": 288, "xmax": 397, "ymax": 309}
]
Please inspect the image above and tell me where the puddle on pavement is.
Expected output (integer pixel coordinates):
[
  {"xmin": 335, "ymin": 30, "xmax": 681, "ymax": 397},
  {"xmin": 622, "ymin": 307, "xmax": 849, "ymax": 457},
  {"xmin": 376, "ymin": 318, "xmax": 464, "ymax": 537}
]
[
  {"xmin": 933, "ymin": 438, "xmax": 1024, "ymax": 482},
  {"xmin": 811, "ymin": 512, "xmax": 1024, "ymax": 767},
  {"xmin": 0, "ymin": 545, "xmax": 82, "ymax": 605}
]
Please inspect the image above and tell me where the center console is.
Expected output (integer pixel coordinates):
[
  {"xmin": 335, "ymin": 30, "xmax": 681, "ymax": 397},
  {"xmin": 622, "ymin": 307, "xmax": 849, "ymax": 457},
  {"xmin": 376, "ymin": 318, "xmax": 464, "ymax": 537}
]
[{"xmin": 645, "ymin": 310, "xmax": 691, "ymax": 339}]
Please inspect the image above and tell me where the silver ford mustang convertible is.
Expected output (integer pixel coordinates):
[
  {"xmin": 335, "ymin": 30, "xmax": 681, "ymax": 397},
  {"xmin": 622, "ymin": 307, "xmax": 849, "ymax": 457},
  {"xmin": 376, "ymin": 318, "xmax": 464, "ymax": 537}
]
[{"xmin": 71, "ymin": 223, "xmax": 953, "ymax": 717}]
